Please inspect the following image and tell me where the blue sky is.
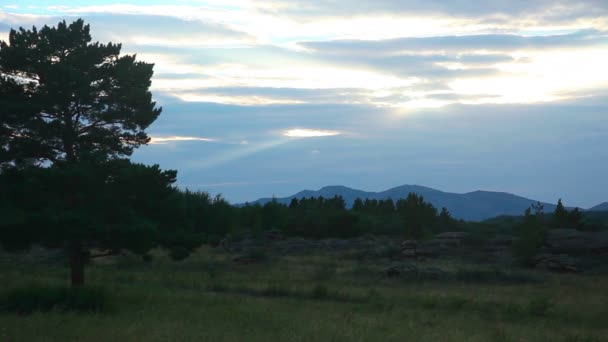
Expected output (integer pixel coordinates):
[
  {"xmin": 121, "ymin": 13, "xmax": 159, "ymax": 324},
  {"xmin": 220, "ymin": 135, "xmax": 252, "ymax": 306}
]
[{"xmin": 1, "ymin": 1, "xmax": 607, "ymax": 207}]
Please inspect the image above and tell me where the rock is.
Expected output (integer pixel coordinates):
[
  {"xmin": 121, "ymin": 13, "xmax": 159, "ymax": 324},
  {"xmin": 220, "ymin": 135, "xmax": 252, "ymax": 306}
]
[
  {"xmin": 487, "ymin": 235, "xmax": 514, "ymax": 247},
  {"xmin": 544, "ymin": 229, "xmax": 587, "ymax": 253},
  {"xmin": 383, "ymin": 265, "xmax": 403, "ymax": 277},
  {"xmin": 263, "ymin": 229, "xmax": 283, "ymax": 240},
  {"xmin": 232, "ymin": 255, "xmax": 257, "ymax": 264},
  {"xmin": 418, "ymin": 267, "xmax": 447, "ymax": 279},
  {"xmin": 435, "ymin": 232, "xmax": 470, "ymax": 247},
  {"xmin": 401, "ymin": 248, "xmax": 417, "ymax": 257},
  {"xmin": 542, "ymin": 229, "xmax": 608, "ymax": 255},
  {"xmin": 382, "ymin": 264, "xmax": 419, "ymax": 277},
  {"xmin": 401, "ymin": 240, "xmax": 418, "ymax": 249},
  {"xmin": 533, "ymin": 253, "xmax": 579, "ymax": 272},
  {"xmin": 399, "ymin": 239, "xmax": 441, "ymax": 257},
  {"xmin": 588, "ymin": 231, "xmax": 608, "ymax": 255},
  {"xmin": 415, "ymin": 246, "xmax": 440, "ymax": 257}
]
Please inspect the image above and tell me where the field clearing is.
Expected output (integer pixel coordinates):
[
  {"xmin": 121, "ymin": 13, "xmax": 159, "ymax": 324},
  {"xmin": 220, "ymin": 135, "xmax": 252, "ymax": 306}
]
[{"xmin": 1, "ymin": 247, "xmax": 607, "ymax": 342}]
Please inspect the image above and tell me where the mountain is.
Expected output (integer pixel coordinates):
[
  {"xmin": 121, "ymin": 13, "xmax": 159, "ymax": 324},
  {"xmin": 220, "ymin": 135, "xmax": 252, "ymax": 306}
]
[
  {"xmin": 246, "ymin": 185, "xmax": 560, "ymax": 221},
  {"xmin": 589, "ymin": 202, "xmax": 608, "ymax": 212}
]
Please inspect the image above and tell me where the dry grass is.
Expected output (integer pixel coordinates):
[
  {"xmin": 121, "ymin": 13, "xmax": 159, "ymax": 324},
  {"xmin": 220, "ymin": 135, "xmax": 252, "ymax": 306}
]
[{"xmin": 1, "ymin": 247, "xmax": 607, "ymax": 341}]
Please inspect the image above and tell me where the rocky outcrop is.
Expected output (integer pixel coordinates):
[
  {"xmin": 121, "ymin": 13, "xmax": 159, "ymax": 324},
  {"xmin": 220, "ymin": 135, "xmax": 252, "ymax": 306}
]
[
  {"xmin": 543, "ymin": 229, "xmax": 608, "ymax": 255},
  {"xmin": 382, "ymin": 264, "xmax": 447, "ymax": 279},
  {"xmin": 400, "ymin": 232, "xmax": 470, "ymax": 258},
  {"xmin": 533, "ymin": 253, "xmax": 579, "ymax": 273},
  {"xmin": 434, "ymin": 232, "xmax": 470, "ymax": 246}
]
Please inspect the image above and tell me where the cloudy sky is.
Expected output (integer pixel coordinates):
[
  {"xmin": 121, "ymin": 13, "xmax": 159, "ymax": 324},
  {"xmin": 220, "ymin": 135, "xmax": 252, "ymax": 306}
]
[{"xmin": 2, "ymin": 1, "xmax": 607, "ymax": 207}]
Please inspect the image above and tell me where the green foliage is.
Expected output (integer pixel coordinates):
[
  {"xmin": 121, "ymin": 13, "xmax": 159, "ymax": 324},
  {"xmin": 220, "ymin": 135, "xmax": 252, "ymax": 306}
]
[
  {"xmin": 244, "ymin": 247, "xmax": 268, "ymax": 262},
  {"xmin": 311, "ymin": 284, "xmax": 330, "ymax": 299},
  {"xmin": 375, "ymin": 244, "xmax": 402, "ymax": 259},
  {"xmin": 0, "ymin": 19, "xmax": 206, "ymax": 286},
  {"xmin": 0, "ymin": 286, "xmax": 106, "ymax": 314},
  {"xmin": 397, "ymin": 193, "xmax": 439, "ymax": 238},
  {"xmin": 513, "ymin": 207, "xmax": 547, "ymax": 264},
  {"xmin": 0, "ymin": 19, "xmax": 161, "ymax": 166},
  {"xmin": 552, "ymin": 199, "xmax": 583, "ymax": 229}
]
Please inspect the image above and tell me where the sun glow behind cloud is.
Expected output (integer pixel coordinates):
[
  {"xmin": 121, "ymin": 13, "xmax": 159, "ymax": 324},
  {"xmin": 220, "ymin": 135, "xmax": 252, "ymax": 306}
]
[{"xmin": 3, "ymin": 2, "xmax": 607, "ymax": 109}]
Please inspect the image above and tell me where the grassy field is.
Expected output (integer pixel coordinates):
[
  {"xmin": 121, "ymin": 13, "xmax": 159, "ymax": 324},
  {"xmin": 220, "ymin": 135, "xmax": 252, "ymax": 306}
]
[{"xmin": 1, "ymin": 247, "xmax": 607, "ymax": 341}]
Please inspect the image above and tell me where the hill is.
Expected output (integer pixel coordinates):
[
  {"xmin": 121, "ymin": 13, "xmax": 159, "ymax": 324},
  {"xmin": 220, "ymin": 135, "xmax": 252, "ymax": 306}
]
[
  {"xmin": 246, "ymin": 185, "xmax": 560, "ymax": 221},
  {"xmin": 589, "ymin": 202, "xmax": 608, "ymax": 212}
]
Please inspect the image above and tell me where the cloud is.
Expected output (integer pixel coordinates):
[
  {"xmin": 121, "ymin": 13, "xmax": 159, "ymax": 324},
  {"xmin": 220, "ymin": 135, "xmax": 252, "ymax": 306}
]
[
  {"xmin": 255, "ymin": 0, "xmax": 608, "ymax": 21},
  {"xmin": 299, "ymin": 30, "xmax": 608, "ymax": 54},
  {"xmin": 149, "ymin": 136, "xmax": 215, "ymax": 144},
  {"xmin": 84, "ymin": 14, "xmax": 255, "ymax": 48},
  {"xmin": 283, "ymin": 129, "xmax": 342, "ymax": 138}
]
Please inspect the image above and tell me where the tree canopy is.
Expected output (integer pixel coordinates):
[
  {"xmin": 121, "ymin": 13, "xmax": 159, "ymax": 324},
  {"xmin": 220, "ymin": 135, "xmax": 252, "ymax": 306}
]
[
  {"xmin": 0, "ymin": 19, "xmax": 160, "ymax": 167},
  {"xmin": 0, "ymin": 19, "xmax": 190, "ymax": 286}
]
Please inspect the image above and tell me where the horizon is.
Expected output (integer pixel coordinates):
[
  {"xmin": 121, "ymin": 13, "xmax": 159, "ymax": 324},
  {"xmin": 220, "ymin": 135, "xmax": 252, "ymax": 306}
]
[
  {"xmin": 1, "ymin": 1, "xmax": 607, "ymax": 207},
  {"xmin": 234, "ymin": 183, "xmax": 602, "ymax": 209}
]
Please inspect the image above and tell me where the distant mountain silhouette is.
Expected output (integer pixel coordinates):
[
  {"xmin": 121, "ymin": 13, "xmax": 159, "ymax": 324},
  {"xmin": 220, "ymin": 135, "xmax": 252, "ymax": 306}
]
[
  {"xmin": 246, "ymin": 185, "xmax": 564, "ymax": 221},
  {"xmin": 589, "ymin": 202, "xmax": 608, "ymax": 212}
]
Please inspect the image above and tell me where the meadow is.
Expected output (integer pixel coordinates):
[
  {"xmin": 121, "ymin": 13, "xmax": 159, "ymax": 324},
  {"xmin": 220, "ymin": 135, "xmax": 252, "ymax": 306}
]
[{"xmin": 1, "ymin": 246, "xmax": 607, "ymax": 342}]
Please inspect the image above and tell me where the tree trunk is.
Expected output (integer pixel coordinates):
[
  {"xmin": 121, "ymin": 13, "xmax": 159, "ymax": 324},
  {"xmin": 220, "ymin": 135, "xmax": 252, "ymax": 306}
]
[{"xmin": 69, "ymin": 243, "xmax": 85, "ymax": 286}]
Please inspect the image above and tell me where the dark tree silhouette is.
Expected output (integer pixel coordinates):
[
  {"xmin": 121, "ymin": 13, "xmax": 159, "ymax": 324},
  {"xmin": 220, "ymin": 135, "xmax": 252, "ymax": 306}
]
[
  {"xmin": 0, "ymin": 19, "xmax": 196, "ymax": 286},
  {"xmin": 552, "ymin": 199, "xmax": 583, "ymax": 229},
  {"xmin": 0, "ymin": 19, "xmax": 160, "ymax": 167}
]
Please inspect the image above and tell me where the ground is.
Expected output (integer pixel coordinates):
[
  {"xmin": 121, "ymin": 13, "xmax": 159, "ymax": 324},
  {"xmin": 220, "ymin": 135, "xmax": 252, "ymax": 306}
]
[{"xmin": 0, "ymin": 246, "xmax": 607, "ymax": 341}]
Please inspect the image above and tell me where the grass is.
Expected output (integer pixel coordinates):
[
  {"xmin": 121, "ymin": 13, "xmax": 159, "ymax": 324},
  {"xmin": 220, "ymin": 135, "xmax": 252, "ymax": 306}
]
[
  {"xmin": 0, "ymin": 286, "xmax": 106, "ymax": 314},
  {"xmin": 0, "ymin": 247, "xmax": 607, "ymax": 341}
]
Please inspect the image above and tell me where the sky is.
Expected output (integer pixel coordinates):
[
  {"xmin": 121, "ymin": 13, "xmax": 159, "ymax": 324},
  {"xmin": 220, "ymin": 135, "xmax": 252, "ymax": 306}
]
[{"xmin": 1, "ymin": 1, "xmax": 607, "ymax": 207}]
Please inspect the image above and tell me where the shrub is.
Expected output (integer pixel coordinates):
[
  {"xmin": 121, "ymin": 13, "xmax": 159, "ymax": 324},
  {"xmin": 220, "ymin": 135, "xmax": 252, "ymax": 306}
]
[
  {"xmin": 170, "ymin": 247, "xmax": 191, "ymax": 261},
  {"xmin": 311, "ymin": 284, "xmax": 329, "ymax": 299},
  {"xmin": 375, "ymin": 245, "xmax": 402, "ymax": 259},
  {"xmin": 0, "ymin": 286, "xmax": 107, "ymax": 314},
  {"xmin": 245, "ymin": 248, "xmax": 268, "ymax": 262},
  {"xmin": 204, "ymin": 260, "xmax": 221, "ymax": 279}
]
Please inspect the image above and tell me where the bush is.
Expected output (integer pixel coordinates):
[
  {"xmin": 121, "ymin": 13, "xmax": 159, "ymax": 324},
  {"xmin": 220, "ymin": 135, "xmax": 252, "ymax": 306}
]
[
  {"xmin": 245, "ymin": 248, "xmax": 268, "ymax": 262},
  {"xmin": 0, "ymin": 286, "xmax": 107, "ymax": 314},
  {"xmin": 169, "ymin": 246, "xmax": 191, "ymax": 261},
  {"xmin": 375, "ymin": 244, "xmax": 402, "ymax": 259},
  {"xmin": 311, "ymin": 284, "xmax": 329, "ymax": 299},
  {"xmin": 204, "ymin": 260, "xmax": 221, "ymax": 279}
]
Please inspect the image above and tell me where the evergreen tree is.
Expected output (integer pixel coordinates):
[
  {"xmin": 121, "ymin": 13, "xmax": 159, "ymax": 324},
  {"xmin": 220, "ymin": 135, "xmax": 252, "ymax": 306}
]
[
  {"xmin": 352, "ymin": 198, "xmax": 364, "ymax": 212},
  {"xmin": 553, "ymin": 199, "xmax": 569, "ymax": 228},
  {"xmin": 0, "ymin": 19, "xmax": 195, "ymax": 286}
]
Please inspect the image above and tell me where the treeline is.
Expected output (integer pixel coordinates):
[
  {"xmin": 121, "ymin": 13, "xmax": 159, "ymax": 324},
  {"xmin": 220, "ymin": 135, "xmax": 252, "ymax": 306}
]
[{"xmin": 177, "ymin": 192, "xmax": 462, "ymax": 242}]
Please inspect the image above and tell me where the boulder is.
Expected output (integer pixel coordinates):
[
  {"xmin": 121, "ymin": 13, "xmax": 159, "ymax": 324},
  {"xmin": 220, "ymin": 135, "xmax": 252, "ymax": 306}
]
[
  {"xmin": 263, "ymin": 229, "xmax": 283, "ymax": 240},
  {"xmin": 588, "ymin": 231, "xmax": 608, "ymax": 255},
  {"xmin": 543, "ymin": 229, "xmax": 608, "ymax": 255},
  {"xmin": 533, "ymin": 253, "xmax": 579, "ymax": 273},
  {"xmin": 382, "ymin": 264, "xmax": 419, "ymax": 278},
  {"xmin": 544, "ymin": 229, "xmax": 587, "ymax": 253},
  {"xmin": 401, "ymin": 240, "xmax": 418, "ymax": 249},
  {"xmin": 399, "ymin": 239, "xmax": 440, "ymax": 257},
  {"xmin": 435, "ymin": 232, "xmax": 470, "ymax": 247}
]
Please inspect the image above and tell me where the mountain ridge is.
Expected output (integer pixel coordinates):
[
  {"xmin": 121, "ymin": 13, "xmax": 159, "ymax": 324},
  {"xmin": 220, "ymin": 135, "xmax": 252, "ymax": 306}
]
[{"xmin": 244, "ymin": 185, "xmax": 601, "ymax": 221}]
